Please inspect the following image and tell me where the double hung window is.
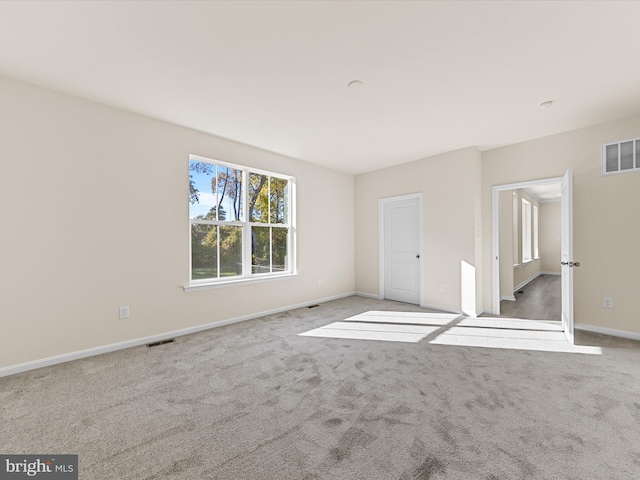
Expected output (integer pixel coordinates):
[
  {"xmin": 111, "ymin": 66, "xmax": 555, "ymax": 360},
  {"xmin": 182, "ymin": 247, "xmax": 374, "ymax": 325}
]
[{"xmin": 188, "ymin": 155, "xmax": 294, "ymax": 284}]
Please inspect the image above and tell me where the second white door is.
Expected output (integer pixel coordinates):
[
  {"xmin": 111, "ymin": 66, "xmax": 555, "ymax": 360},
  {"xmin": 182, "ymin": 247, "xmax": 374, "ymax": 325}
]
[{"xmin": 383, "ymin": 195, "xmax": 421, "ymax": 304}]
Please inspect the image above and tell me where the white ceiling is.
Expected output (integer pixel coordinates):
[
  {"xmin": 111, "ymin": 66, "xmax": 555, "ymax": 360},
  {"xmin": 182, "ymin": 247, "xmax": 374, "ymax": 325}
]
[
  {"xmin": 524, "ymin": 184, "xmax": 561, "ymax": 202},
  {"xmin": 1, "ymin": 1, "xmax": 639, "ymax": 175}
]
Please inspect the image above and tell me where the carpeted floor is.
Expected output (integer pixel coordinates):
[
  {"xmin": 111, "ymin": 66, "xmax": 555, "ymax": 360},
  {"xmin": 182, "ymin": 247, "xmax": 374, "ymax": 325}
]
[{"xmin": 2, "ymin": 296, "xmax": 640, "ymax": 479}]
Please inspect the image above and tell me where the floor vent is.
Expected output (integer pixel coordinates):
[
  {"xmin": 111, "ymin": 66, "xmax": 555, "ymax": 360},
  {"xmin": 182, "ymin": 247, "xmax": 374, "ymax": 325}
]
[
  {"xmin": 308, "ymin": 304, "xmax": 320, "ymax": 309},
  {"xmin": 147, "ymin": 339, "xmax": 176, "ymax": 348}
]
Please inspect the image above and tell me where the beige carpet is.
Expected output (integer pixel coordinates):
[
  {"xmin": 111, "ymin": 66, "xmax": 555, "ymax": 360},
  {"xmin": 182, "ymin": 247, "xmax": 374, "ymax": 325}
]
[{"xmin": 2, "ymin": 296, "xmax": 640, "ymax": 479}]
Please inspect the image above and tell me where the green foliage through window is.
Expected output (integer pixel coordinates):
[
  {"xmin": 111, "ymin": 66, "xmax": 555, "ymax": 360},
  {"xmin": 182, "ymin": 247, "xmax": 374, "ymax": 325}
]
[{"xmin": 189, "ymin": 156, "xmax": 293, "ymax": 282}]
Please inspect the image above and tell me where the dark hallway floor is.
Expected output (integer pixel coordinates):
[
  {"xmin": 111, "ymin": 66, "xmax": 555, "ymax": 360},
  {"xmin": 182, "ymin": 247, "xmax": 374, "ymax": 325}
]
[{"xmin": 499, "ymin": 273, "xmax": 561, "ymax": 321}]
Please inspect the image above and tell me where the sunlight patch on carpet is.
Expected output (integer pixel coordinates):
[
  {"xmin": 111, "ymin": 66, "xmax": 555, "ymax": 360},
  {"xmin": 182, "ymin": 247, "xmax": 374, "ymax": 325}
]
[
  {"xmin": 430, "ymin": 317, "xmax": 602, "ymax": 354},
  {"xmin": 457, "ymin": 317, "xmax": 563, "ymax": 331},
  {"xmin": 346, "ymin": 310, "xmax": 459, "ymax": 325},
  {"xmin": 298, "ymin": 311, "xmax": 459, "ymax": 343}
]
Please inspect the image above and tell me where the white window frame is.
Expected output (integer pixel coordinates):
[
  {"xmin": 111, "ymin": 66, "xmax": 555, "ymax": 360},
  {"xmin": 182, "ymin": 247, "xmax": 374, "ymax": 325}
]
[
  {"xmin": 185, "ymin": 154, "xmax": 296, "ymax": 291},
  {"xmin": 512, "ymin": 192, "xmax": 519, "ymax": 266},
  {"xmin": 533, "ymin": 205, "xmax": 539, "ymax": 259},
  {"xmin": 602, "ymin": 137, "xmax": 640, "ymax": 176},
  {"xmin": 522, "ymin": 199, "xmax": 532, "ymax": 263}
]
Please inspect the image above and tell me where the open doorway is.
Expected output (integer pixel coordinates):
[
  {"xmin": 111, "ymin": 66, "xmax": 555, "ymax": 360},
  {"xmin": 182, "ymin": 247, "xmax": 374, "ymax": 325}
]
[
  {"xmin": 498, "ymin": 183, "xmax": 561, "ymax": 321},
  {"xmin": 491, "ymin": 171, "xmax": 574, "ymax": 343}
]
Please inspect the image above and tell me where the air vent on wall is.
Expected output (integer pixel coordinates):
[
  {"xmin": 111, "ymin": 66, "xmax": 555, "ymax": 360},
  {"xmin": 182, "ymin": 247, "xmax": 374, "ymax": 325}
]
[{"xmin": 602, "ymin": 137, "xmax": 640, "ymax": 175}]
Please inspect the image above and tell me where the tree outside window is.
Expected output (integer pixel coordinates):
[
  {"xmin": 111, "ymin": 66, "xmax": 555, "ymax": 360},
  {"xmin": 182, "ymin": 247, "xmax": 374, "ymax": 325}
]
[{"xmin": 189, "ymin": 156, "xmax": 294, "ymax": 282}]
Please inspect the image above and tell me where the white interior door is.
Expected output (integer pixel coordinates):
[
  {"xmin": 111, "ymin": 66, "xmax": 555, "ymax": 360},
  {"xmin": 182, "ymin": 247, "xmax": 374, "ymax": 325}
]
[
  {"xmin": 560, "ymin": 168, "xmax": 574, "ymax": 344},
  {"xmin": 383, "ymin": 196, "xmax": 421, "ymax": 304}
]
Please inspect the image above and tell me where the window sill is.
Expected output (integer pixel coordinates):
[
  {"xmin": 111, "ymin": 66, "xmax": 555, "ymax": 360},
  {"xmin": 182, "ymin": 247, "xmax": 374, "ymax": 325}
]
[
  {"xmin": 513, "ymin": 263, "xmax": 521, "ymax": 268},
  {"xmin": 522, "ymin": 259, "xmax": 534, "ymax": 265},
  {"xmin": 534, "ymin": 257, "xmax": 540, "ymax": 260},
  {"xmin": 183, "ymin": 273, "xmax": 299, "ymax": 292}
]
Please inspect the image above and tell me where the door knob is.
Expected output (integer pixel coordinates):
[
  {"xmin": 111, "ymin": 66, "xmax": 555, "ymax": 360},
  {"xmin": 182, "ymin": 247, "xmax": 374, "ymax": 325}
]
[{"xmin": 561, "ymin": 261, "xmax": 581, "ymax": 267}]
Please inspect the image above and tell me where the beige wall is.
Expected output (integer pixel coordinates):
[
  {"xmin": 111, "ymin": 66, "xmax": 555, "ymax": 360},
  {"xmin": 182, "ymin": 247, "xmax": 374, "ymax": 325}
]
[
  {"xmin": 513, "ymin": 260, "xmax": 540, "ymax": 290},
  {"xmin": 482, "ymin": 113, "xmax": 640, "ymax": 333},
  {"xmin": 499, "ymin": 189, "xmax": 542, "ymax": 297},
  {"xmin": 0, "ymin": 75, "xmax": 355, "ymax": 369},
  {"xmin": 4, "ymin": 74, "xmax": 640, "ymax": 371},
  {"xmin": 355, "ymin": 147, "xmax": 483, "ymax": 315},
  {"xmin": 540, "ymin": 201, "xmax": 561, "ymax": 273}
]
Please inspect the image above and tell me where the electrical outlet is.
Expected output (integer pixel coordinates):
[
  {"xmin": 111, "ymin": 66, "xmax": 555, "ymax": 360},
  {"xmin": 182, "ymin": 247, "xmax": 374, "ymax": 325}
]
[
  {"xmin": 602, "ymin": 297, "xmax": 613, "ymax": 309},
  {"xmin": 438, "ymin": 283, "xmax": 445, "ymax": 292},
  {"xmin": 318, "ymin": 278, "xmax": 325, "ymax": 286},
  {"xmin": 119, "ymin": 306, "xmax": 130, "ymax": 319}
]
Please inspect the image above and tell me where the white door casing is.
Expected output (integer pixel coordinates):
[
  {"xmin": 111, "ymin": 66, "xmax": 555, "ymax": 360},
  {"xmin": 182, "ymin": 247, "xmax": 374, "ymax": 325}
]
[
  {"xmin": 491, "ymin": 175, "xmax": 572, "ymax": 327},
  {"xmin": 379, "ymin": 194, "xmax": 421, "ymax": 305},
  {"xmin": 560, "ymin": 168, "xmax": 574, "ymax": 344}
]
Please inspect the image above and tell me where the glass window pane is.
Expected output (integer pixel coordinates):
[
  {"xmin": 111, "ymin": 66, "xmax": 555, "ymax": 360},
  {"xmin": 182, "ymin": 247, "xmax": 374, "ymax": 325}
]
[
  {"xmin": 189, "ymin": 161, "xmax": 217, "ymax": 220},
  {"xmin": 620, "ymin": 141, "xmax": 633, "ymax": 170},
  {"xmin": 272, "ymin": 227, "xmax": 288, "ymax": 272},
  {"xmin": 189, "ymin": 156, "xmax": 294, "ymax": 284},
  {"xmin": 249, "ymin": 173, "xmax": 269, "ymax": 222},
  {"xmin": 219, "ymin": 226, "xmax": 242, "ymax": 277},
  {"xmin": 270, "ymin": 178, "xmax": 288, "ymax": 224},
  {"xmin": 191, "ymin": 224, "xmax": 218, "ymax": 280},
  {"xmin": 636, "ymin": 140, "xmax": 640, "ymax": 169},
  {"xmin": 252, "ymin": 226, "xmax": 271, "ymax": 273},
  {"xmin": 605, "ymin": 144, "xmax": 618, "ymax": 172},
  {"xmin": 217, "ymin": 166, "xmax": 243, "ymax": 221}
]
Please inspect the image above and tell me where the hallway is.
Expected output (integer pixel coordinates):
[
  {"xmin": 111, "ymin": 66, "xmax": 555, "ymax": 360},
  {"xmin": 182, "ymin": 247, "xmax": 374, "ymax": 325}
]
[{"xmin": 499, "ymin": 274, "xmax": 561, "ymax": 321}]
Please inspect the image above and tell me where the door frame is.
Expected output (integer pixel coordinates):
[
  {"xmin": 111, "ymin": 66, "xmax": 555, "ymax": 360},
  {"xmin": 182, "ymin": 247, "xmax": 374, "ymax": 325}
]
[
  {"xmin": 378, "ymin": 193, "xmax": 423, "ymax": 304},
  {"xmin": 560, "ymin": 169, "xmax": 574, "ymax": 344},
  {"xmin": 491, "ymin": 176, "xmax": 564, "ymax": 315}
]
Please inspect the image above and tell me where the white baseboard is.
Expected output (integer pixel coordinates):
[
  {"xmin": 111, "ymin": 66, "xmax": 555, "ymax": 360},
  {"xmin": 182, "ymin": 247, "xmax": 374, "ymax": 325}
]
[
  {"xmin": 357, "ymin": 292, "xmax": 463, "ymax": 315},
  {"xmin": 0, "ymin": 291, "xmax": 356, "ymax": 378},
  {"xmin": 421, "ymin": 303, "xmax": 462, "ymax": 315},
  {"xmin": 355, "ymin": 291, "xmax": 381, "ymax": 300},
  {"xmin": 513, "ymin": 271, "xmax": 542, "ymax": 293},
  {"xmin": 575, "ymin": 324, "xmax": 640, "ymax": 342},
  {"xmin": 512, "ymin": 271, "xmax": 559, "ymax": 295},
  {"xmin": 510, "ymin": 272, "xmax": 557, "ymax": 298}
]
